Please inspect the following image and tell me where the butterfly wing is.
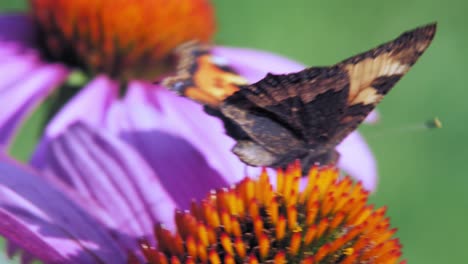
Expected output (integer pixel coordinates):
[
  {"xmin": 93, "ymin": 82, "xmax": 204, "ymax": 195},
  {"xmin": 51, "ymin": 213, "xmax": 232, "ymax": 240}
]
[
  {"xmin": 329, "ymin": 22, "xmax": 437, "ymax": 145},
  {"xmin": 162, "ymin": 41, "xmax": 248, "ymax": 108},
  {"xmin": 220, "ymin": 23, "xmax": 436, "ymax": 167},
  {"xmin": 162, "ymin": 24, "xmax": 436, "ymax": 168}
]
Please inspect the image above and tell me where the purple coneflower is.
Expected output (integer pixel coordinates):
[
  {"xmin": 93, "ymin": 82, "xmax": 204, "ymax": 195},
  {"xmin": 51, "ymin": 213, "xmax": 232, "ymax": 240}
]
[
  {"xmin": 0, "ymin": 0, "xmax": 377, "ymax": 191},
  {"xmin": 0, "ymin": 122, "xmax": 400, "ymax": 263}
]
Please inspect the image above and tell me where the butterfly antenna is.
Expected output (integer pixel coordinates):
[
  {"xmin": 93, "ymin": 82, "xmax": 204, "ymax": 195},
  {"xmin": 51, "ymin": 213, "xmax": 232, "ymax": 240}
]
[
  {"xmin": 425, "ymin": 117, "xmax": 443, "ymax": 129},
  {"xmin": 366, "ymin": 117, "xmax": 442, "ymax": 139}
]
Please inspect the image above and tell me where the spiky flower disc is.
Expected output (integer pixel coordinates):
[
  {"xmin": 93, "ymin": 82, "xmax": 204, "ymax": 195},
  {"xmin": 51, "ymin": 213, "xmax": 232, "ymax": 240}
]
[
  {"xmin": 30, "ymin": 0, "xmax": 216, "ymax": 82},
  {"xmin": 134, "ymin": 162, "xmax": 404, "ymax": 264}
]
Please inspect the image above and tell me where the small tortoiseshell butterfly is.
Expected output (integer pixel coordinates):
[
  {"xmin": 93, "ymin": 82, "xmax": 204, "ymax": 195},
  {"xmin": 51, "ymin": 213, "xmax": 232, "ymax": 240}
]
[{"xmin": 163, "ymin": 23, "xmax": 436, "ymax": 171}]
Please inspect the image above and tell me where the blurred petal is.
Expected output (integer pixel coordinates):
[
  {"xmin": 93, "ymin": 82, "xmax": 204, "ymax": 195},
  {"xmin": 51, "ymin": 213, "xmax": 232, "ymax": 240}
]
[
  {"xmin": 364, "ymin": 110, "xmax": 380, "ymax": 124},
  {"xmin": 337, "ymin": 132, "xmax": 377, "ymax": 190},
  {"xmin": 107, "ymin": 82, "xmax": 236, "ymax": 209},
  {"xmin": 37, "ymin": 122, "xmax": 178, "ymax": 235},
  {"xmin": 0, "ymin": 60, "xmax": 68, "ymax": 148},
  {"xmin": 0, "ymin": 212, "xmax": 68, "ymax": 263},
  {"xmin": 213, "ymin": 46, "xmax": 305, "ymax": 82},
  {"xmin": 0, "ymin": 52, "xmax": 40, "ymax": 90},
  {"xmin": 31, "ymin": 76, "xmax": 117, "ymax": 168},
  {"xmin": 0, "ymin": 14, "xmax": 37, "ymax": 49},
  {"xmin": 42, "ymin": 75, "xmax": 118, "ymax": 137},
  {"xmin": 0, "ymin": 154, "xmax": 125, "ymax": 263},
  {"xmin": 6, "ymin": 240, "xmax": 37, "ymax": 264}
]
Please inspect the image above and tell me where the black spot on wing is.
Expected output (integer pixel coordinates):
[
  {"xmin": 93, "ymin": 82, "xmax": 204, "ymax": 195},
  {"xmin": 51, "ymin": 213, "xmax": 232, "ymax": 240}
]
[
  {"xmin": 371, "ymin": 75, "xmax": 403, "ymax": 95},
  {"xmin": 328, "ymin": 103, "xmax": 376, "ymax": 147},
  {"xmin": 345, "ymin": 103, "xmax": 375, "ymax": 118},
  {"xmin": 203, "ymin": 106, "xmax": 250, "ymax": 140},
  {"xmin": 302, "ymin": 87, "xmax": 349, "ymax": 144}
]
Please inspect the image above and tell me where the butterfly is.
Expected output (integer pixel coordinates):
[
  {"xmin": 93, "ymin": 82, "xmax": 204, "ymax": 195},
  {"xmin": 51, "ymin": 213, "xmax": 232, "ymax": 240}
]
[{"xmin": 163, "ymin": 23, "xmax": 436, "ymax": 172}]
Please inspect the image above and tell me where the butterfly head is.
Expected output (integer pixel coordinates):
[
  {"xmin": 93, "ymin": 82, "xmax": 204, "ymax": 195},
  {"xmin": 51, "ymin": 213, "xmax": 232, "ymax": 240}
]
[{"xmin": 162, "ymin": 23, "xmax": 437, "ymax": 173}]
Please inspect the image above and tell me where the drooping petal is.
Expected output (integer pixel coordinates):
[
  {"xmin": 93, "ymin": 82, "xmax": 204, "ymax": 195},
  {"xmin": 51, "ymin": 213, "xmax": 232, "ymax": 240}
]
[
  {"xmin": 337, "ymin": 131, "xmax": 377, "ymax": 190},
  {"xmin": 106, "ymin": 82, "xmax": 235, "ymax": 208},
  {"xmin": 0, "ymin": 57, "xmax": 68, "ymax": 148},
  {"xmin": 0, "ymin": 154, "xmax": 126, "ymax": 263},
  {"xmin": 31, "ymin": 76, "xmax": 118, "ymax": 168},
  {"xmin": 35, "ymin": 122, "xmax": 178, "ymax": 235},
  {"xmin": 213, "ymin": 46, "xmax": 305, "ymax": 83}
]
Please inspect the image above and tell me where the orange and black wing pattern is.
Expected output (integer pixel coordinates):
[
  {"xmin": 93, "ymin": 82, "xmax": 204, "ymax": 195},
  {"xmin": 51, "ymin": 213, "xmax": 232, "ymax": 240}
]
[
  {"xmin": 218, "ymin": 23, "xmax": 436, "ymax": 168},
  {"xmin": 162, "ymin": 41, "xmax": 248, "ymax": 108},
  {"xmin": 162, "ymin": 24, "xmax": 436, "ymax": 170}
]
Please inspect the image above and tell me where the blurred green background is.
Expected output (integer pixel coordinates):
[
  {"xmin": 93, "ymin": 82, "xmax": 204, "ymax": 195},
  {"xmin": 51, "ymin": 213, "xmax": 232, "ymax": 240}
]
[{"xmin": 0, "ymin": 0, "xmax": 466, "ymax": 263}]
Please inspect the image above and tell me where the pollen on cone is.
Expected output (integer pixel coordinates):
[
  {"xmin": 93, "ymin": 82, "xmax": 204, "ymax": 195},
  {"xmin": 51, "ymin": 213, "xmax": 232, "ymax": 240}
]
[
  {"xmin": 134, "ymin": 161, "xmax": 404, "ymax": 264},
  {"xmin": 220, "ymin": 233, "xmax": 234, "ymax": 256},
  {"xmin": 258, "ymin": 233, "xmax": 270, "ymax": 259},
  {"xmin": 208, "ymin": 248, "xmax": 221, "ymax": 264},
  {"xmin": 170, "ymin": 256, "xmax": 181, "ymax": 264},
  {"xmin": 185, "ymin": 236, "xmax": 197, "ymax": 258},
  {"xmin": 289, "ymin": 231, "xmax": 302, "ymax": 255},
  {"xmin": 276, "ymin": 215, "xmax": 287, "ymax": 240},
  {"xmin": 248, "ymin": 254, "xmax": 259, "ymax": 264},
  {"xmin": 274, "ymin": 251, "xmax": 286, "ymax": 264},
  {"xmin": 253, "ymin": 217, "xmax": 264, "ymax": 239},
  {"xmin": 224, "ymin": 254, "xmax": 235, "ymax": 264},
  {"xmin": 304, "ymin": 225, "xmax": 318, "ymax": 245},
  {"xmin": 301, "ymin": 256, "xmax": 315, "ymax": 264},
  {"xmin": 234, "ymin": 237, "xmax": 246, "ymax": 259},
  {"xmin": 287, "ymin": 205, "xmax": 298, "ymax": 229}
]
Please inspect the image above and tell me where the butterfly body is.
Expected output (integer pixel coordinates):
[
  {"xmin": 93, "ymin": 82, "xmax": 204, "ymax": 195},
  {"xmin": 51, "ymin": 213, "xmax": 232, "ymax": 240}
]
[{"xmin": 163, "ymin": 23, "xmax": 436, "ymax": 171}]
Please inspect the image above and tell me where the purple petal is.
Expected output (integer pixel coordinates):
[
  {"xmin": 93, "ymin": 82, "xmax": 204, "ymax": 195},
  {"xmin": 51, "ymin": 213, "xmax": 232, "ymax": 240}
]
[
  {"xmin": 364, "ymin": 110, "xmax": 379, "ymax": 124},
  {"xmin": 337, "ymin": 131, "xmax": 377, "ymax": 190},
  {"xmin": 37, "ymin": 122, "xmax": 178, "ymax": 235},
  {"xmin": 106, "ymin": 82, "xmax": 238, "ymax": 209},
  {"xmin": 0, "ymin": 14, "xmax": 37, "ymax": 49},
  {"xmin": 0, "ymin": 59, "xmax": 68, "ymax": 148},
  {"xmin": 214, "ymin": 46, "xmax": 305, "ymax": 83},
  {"xmin": 0, "ymin": 212, "xmax": 67, "ymax": 263},
  {"xmin": 0, "ymin": 52, "xmax": 40, "ymax": 91},
  {"xmin": 42, "ymin": 75, "xmax": 118, "ymax": 137},
  {"xmin": 31, "ymin": 76, "xmax": 117, "ymax": 168},
  {"xmin": 0, "ymin": 154, "xmax": 126, "ymax": 263}
]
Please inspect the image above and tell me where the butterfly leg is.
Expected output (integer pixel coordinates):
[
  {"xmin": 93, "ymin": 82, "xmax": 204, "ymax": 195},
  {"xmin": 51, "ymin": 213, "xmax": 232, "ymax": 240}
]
[{"xmin": 300, "ymin": 149, "xmax": 340, "ymax": 173}]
